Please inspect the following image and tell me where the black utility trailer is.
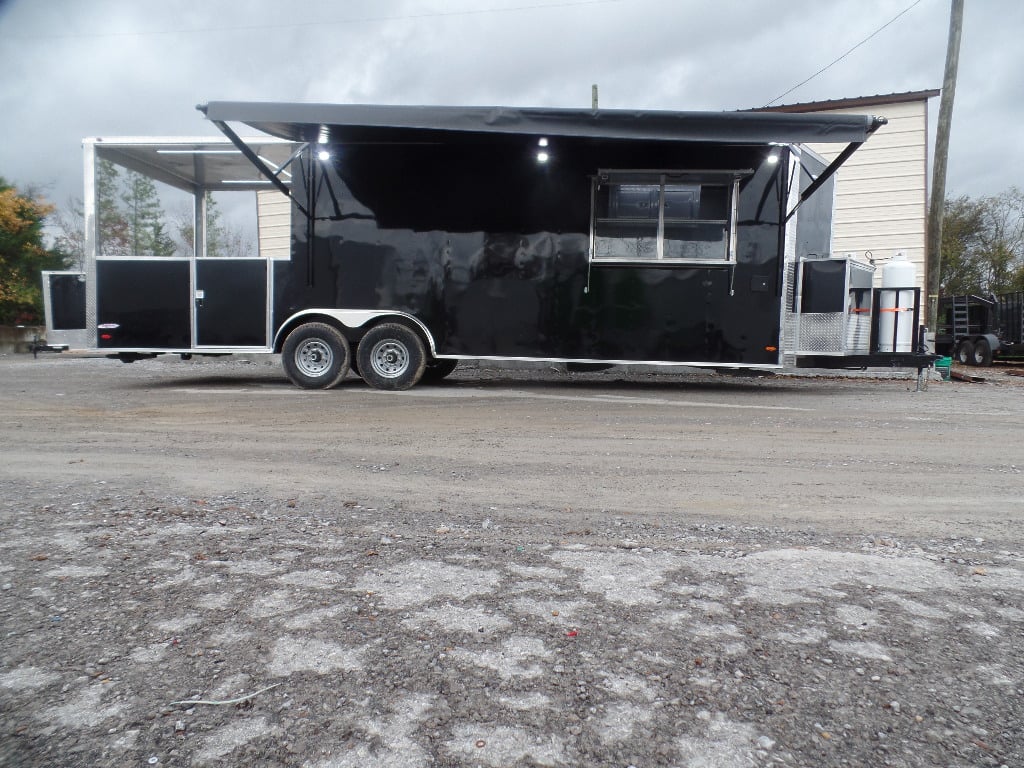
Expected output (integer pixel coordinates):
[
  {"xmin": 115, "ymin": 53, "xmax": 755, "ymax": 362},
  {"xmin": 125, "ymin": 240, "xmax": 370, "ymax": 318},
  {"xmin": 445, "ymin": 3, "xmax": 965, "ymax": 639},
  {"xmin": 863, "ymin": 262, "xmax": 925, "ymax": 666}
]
[
  {"xmin": 936, "ymin": 292, "xmax": 1024, "ymax": 365},
  {"xmin": 45, "ymin": 103, "xmax": 934, "ymax": 389}
]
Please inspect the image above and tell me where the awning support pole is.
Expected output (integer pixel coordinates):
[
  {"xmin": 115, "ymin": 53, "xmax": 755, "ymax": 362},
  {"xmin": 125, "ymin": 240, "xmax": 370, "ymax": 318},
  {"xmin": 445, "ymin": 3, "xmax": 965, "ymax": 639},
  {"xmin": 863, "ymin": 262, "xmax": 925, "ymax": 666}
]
[
  {"xmin": 211, "ymin": 120, "xmax": 311, "ymax": 219},
  {"xmin": 785, "ymin": 116, "xmax": 887, "ymax": 223}
]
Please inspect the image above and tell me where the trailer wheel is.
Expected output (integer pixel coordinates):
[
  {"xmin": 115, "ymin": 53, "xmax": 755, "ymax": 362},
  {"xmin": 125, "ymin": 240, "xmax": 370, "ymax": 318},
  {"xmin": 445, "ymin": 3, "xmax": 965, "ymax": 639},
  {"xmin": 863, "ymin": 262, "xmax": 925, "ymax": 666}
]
[
  {"xmin": 955, "ymin": 340, "xmax": 974, "ymax": 366},
  {"xmin": 282, "ymin": 322, "xmax": 351, "ymax": 389},
  {"xmin": 356, "ymin": 323, "xmax": 427, "ymax": 390},
  {"xmin": 420, "ymin": 359, "xmax": 458, "ymax": 383},
  {"xmin": 971, "ymin": 337, "xmax": 993, "ymax": 366}
]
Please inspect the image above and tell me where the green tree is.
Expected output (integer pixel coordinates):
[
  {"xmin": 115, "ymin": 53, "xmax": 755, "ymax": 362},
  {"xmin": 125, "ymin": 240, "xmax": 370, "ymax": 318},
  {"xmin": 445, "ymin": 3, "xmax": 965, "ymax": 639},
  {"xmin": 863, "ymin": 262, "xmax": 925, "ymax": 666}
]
[
  {"xmin": 940, "ymin": 187, "xmax": 1024, "ymax": 295},
  {"xmin": 205, "ymin": 192, "xmax": 226, "ymax": 257},
  {"xmin": 52, "ymin": 196, "xmax": 85, "ymax": 271},
  {"xmin": 121, "ymin": 169, "xmax": 175, "ymax": 256},
  {"xmin": 172, "ymin": 193, "xmax": 253, "ymax": 258},
  {"xmin": 940, "ymin": 195, "xmax": 987, "ymax": 295},
  {"xmin": 96, "ymin": 159, "xmax": 130, "ymax": 256},
  {"xmin": 0, "ymin": 178, "xmax": 68, "ymax": 324}
]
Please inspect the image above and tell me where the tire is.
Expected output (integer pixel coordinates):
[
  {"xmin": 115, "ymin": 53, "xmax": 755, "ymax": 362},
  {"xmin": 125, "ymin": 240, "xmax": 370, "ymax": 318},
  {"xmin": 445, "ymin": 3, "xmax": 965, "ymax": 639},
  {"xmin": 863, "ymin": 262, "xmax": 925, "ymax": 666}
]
[
  {"xmin": 955, "ymin": 340, "xmax": 974, "ymax": 366},
  {"xmin": 281, "ymin": 322, "xmax": 351, "ymax": 389},
  {"xmin": 356, "ymin": 323, "xmax": 427, "ymax": 390},
  {"xmin": 420, "ymin": 359, "xmax": 458, "ymax": 384},
  {"xmin": 972, "ymin": 337, "xmax": 993, "ymax": 366}
]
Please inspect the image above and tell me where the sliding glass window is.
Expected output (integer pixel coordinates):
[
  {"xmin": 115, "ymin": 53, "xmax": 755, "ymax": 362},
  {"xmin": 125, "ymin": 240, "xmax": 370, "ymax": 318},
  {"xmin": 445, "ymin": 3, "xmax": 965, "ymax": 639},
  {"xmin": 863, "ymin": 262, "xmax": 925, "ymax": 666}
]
[{"xmin": 591, "ymin": 171, "xmax": 741, "ymax": 264}]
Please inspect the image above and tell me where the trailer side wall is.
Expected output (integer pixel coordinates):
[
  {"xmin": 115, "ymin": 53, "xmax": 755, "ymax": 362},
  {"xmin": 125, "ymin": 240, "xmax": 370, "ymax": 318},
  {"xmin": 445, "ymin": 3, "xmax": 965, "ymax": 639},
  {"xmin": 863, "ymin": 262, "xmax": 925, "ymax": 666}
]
[{"xmin": 277, "ymin": 136, "xmax": 788, "ymax": 365}]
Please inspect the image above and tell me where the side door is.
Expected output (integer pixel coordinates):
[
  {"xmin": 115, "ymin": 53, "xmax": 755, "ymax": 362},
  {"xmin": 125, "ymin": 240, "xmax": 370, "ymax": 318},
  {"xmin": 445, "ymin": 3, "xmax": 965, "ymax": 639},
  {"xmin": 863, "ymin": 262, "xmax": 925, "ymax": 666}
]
[{"xmin": 194, "ymin": 258, "xmax": 270, "ymax": 348}]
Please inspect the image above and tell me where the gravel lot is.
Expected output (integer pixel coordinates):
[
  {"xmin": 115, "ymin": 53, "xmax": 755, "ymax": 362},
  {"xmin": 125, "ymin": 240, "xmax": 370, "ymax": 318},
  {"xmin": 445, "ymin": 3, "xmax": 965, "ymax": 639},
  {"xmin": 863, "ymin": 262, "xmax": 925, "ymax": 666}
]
[{"xmin": 1, "ymin": 354, "xmax": 1022, "ymax": 767}]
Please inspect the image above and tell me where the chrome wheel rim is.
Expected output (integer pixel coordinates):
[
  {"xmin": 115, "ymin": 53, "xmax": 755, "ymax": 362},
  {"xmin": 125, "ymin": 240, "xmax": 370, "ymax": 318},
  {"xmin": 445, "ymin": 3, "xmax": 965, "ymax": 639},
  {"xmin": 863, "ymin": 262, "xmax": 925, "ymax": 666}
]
[
  {"xmin": 369, "ymin": 339, "xmax": 409, "ymax": 378},
  {"xmin": 295, "ymin": 339, "xmax": 333, "ymax": 377}
]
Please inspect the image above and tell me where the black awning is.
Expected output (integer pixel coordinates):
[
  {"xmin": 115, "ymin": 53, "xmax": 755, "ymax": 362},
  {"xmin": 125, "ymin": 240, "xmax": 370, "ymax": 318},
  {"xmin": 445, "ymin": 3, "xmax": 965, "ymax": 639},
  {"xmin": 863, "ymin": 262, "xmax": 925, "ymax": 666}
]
[{"xmin": 199, "ymin": 101, "xmax": 883, "ymax": 146}]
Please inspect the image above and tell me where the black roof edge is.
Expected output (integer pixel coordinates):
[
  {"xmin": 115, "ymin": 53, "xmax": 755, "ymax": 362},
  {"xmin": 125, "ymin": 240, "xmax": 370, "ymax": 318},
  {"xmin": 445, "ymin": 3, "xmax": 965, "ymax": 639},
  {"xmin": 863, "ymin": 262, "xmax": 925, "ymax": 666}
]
[{"xmin": 198, "ymin": 101, "xmax": 882, "ymax": 146}]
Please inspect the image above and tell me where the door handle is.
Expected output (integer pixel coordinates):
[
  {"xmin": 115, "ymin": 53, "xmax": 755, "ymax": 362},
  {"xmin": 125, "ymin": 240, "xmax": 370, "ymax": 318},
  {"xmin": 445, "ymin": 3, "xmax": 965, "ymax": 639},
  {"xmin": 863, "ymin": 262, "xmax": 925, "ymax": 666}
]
[{"xmin": 195, "ymin": 289, "xmax": 205, "ymax": 308}]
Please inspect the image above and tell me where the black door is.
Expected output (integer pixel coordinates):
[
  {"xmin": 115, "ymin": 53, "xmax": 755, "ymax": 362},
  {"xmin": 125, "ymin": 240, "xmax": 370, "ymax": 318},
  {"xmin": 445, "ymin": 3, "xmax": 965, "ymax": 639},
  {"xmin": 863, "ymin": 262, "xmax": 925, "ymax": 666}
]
[
  {"xmin": 196, "ymin": 259, "xmax": 269, "ymax": 347},
  {"xmin": 97, "ymin": 259, "xmax": 191, "ymax": 348}
]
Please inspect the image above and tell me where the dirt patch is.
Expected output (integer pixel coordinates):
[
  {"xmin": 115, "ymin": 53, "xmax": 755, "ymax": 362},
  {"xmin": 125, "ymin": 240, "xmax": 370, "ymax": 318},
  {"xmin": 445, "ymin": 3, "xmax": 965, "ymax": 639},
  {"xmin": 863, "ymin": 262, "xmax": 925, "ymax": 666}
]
[{"xmin": 0, "ymin": 356, "xmax": 1022, "ymax": 766}]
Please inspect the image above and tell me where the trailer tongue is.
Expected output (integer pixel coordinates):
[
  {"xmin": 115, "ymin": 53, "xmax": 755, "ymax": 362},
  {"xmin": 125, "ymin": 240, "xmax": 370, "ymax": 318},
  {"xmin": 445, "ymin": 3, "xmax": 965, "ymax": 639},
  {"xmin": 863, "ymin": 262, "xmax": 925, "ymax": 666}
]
[{"xmin": 44, "ymin": 103, "xmax": 935, "ymax": 389}]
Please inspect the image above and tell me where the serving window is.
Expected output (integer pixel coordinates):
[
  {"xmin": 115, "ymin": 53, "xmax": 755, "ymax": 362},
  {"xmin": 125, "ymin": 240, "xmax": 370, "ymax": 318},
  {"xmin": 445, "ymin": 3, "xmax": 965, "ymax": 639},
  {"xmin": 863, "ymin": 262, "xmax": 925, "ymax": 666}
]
[{"xmin": 591, "ymin": 170, "xmax": 742, "ymax": 264}]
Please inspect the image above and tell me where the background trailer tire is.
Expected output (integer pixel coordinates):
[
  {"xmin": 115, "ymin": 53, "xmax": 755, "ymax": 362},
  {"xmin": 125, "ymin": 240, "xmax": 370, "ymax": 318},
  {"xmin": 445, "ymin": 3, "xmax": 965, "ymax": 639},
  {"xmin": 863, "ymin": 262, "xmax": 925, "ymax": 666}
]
[
  {"xmin": 281, "ymin": 322, "xmax": 351, "ymax": 389},
  {"xmin": 972, "ymin": 337, "xmax": 993, "ymax": 366},
  {"xmin": 356, "ymin": 323, "xmax": 427, "ymax": 391},
  {"xmin": 956, "ymin": 340, "xmax": 974, "ymax": 366}
]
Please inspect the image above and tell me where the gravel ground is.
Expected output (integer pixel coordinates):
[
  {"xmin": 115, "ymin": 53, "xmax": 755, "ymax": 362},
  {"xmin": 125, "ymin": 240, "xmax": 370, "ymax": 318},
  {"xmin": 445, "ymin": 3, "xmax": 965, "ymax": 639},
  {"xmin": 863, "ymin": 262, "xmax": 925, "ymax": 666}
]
[{"xmin": 0, "ymin": 355, "xmax": 1022, "ymax": 767}]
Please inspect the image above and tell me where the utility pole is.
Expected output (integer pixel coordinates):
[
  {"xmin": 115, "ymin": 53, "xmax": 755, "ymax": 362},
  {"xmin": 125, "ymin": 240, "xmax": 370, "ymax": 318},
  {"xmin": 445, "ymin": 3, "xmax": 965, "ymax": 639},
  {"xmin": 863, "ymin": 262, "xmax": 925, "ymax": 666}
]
[
  {"xmin": 592, "ymin": 84, "xmax": 599, "ymax": 110},
  {"xmin": 926, "ymin": 0, "xmax": 964, "ymax": 333}
]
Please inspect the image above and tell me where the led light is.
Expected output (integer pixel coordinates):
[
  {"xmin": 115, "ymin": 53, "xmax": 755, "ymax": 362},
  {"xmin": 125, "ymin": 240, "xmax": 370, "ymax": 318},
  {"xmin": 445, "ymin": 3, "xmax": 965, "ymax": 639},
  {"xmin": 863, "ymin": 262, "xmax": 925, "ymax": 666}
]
[
  {"xmin": 536, "ymin": 151, "xmax": 550, "ymax": 163},
  {"xmin": 538, "ymin": 137, "xmax": 549, "ymax": 147},
  {"xmin": 318, "ymin": 149, "xmax": 331, "ymax": 162},
  {"xmin": 317, "ymin": 125, "xmax": 330, "ymax": 144},
  {"xmin": 156, "ymin": 149, "xmax": 241, "ymax": 155},
  {"xmin": 766, "ymin": 150, "xmax": 780, "ymax": 165}
]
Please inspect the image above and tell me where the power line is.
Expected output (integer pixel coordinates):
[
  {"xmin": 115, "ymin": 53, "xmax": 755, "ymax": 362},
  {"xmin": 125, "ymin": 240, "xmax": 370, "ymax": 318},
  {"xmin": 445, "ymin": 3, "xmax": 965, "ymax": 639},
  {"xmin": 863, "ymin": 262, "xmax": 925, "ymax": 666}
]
[
  {"xmin": 763, "ymin": 0, "xmax": 926, "ymax": 107},
  {"xmin": 3, "ymin": 0, "xmax": 626, "ymax": 41}
]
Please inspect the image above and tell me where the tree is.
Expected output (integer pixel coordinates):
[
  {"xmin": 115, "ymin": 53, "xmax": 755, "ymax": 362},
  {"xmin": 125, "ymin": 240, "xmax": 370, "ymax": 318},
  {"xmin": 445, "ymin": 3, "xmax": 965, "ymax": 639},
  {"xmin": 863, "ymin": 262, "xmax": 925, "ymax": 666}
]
[
  {"xmin": 0, "ymin": 178, "xmax": 68, "ymax": 324},
  {"xmin": 121, "ymin": 169, "xmax": 176, "ymax": 256},
  {"xmin": 96, "ymin": 159, "xmax": 130, "ymax": 256},
  {"xmin": 171, "ymin": 192, "xmax": 254, "ymax": 258},
  {"xmin": 939, "ymin": 195, "xmax": 987, "ymax": 295},
  {"xmin": 940, "ymin": 187, "xmax": 1024, "ymax": 296},
  {"xmin": 51, "ymin": 196, "xmax": 85, "ymax": 271}
]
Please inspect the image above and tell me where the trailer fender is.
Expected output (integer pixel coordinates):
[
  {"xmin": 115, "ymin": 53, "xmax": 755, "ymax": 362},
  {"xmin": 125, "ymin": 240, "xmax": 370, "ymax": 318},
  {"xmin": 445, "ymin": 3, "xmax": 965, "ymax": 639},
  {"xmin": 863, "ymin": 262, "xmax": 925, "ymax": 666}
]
[{"xmin": 274, "ymin": 310, "xmax": 437, "ymax": 356}]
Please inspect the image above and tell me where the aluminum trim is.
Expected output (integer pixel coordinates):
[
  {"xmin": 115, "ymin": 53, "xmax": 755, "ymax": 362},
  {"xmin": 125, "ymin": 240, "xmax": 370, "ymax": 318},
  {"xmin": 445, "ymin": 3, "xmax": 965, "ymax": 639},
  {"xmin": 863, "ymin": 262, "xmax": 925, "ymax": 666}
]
[
  {"xmin": 83, "ymin": 140, "xmax": 98, "ymax": 349},
  {"xmin": 431, "ymin": 355, "xmax": 782, "ymax": 369}
]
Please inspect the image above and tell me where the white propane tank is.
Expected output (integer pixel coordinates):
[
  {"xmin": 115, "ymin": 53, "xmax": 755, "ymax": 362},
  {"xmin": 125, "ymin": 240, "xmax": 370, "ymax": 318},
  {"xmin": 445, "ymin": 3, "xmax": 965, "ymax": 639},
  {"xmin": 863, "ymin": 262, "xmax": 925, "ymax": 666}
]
[{"xmin": 878, "ymin": 251, "xmax": 917, "ymax": 352}]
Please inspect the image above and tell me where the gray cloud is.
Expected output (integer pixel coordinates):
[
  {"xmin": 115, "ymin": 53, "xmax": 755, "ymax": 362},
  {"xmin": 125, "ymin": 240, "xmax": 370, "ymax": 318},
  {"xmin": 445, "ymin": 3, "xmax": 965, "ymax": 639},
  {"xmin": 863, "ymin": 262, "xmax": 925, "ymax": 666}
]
[{"xmin": 0, "ymin": 0, "xmax": 1018, "ymax": 210}]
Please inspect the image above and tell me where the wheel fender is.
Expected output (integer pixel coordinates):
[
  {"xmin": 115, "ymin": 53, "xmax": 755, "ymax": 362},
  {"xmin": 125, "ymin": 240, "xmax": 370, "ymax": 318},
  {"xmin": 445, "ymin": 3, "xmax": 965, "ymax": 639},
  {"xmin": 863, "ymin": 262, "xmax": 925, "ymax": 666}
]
[
  {"xmin": 274, "ymin": 310, "xmax": 437, "ymax": 355},
  {"xmin": 981, "ymin": 334, "xmax": 1001, "ymax": 354}
]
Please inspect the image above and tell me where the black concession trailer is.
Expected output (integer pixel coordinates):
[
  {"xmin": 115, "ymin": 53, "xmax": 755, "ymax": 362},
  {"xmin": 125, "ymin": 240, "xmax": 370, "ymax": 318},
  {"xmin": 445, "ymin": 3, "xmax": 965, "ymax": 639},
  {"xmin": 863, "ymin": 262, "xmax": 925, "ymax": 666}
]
[{"xmin": 43, "ymin": 102, "xmax": 935, "ymax": 389}]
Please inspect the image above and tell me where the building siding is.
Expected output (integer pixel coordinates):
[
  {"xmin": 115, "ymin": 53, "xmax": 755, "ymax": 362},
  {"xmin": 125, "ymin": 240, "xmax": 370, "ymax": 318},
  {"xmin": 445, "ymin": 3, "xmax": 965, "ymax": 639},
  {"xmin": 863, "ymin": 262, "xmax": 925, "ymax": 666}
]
[
  {"xmin": 257, "ymin": 190, "xmax": 291, "ymax": 259},
  {"xmin": 804, "ymin": 99, "xmax": 930, "ymax": 293}
]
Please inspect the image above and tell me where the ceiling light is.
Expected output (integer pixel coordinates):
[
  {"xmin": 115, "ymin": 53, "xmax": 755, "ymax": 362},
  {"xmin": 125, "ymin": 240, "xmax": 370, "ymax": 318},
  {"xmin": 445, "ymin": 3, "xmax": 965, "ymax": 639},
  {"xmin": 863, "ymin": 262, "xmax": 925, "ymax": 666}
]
[
  {"xmin": 156, "ymin": 149, "xmax": 241, "ymax": 155},
  {"xmin": 536, "ymin": 151, "xmax": 550, "ymax": 164}
]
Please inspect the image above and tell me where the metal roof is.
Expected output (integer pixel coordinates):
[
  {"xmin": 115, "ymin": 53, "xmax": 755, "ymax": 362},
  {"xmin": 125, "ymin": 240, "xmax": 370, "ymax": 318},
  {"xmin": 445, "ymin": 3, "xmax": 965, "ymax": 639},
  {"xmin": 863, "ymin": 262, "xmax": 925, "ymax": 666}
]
[
  {"xmin": 86, "ymin": 136, "xmax": 298, "ymax": 192},
  {"xmin": 758, "ymin": 89, "xmax": 941, "ymax": 114},
  {"xmin": 198, "ymin": 101, "xmax": 884, "ymax": 146}
]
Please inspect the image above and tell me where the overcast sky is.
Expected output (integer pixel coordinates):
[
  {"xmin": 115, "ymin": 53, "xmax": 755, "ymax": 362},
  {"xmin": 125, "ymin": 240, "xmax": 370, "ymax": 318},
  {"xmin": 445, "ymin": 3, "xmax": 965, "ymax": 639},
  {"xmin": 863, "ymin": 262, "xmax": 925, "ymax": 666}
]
[{"xmin": 1, "ymin": 0, "xmax": 1020, "ymax": 214}]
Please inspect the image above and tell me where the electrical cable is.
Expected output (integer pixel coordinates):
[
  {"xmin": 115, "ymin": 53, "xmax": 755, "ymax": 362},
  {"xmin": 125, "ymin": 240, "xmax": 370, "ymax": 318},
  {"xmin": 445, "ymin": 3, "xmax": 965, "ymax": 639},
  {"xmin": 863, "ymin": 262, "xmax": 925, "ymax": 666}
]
[{"xmin": 763, "ymin": 0, "xmax": 926, "ymax": 107}]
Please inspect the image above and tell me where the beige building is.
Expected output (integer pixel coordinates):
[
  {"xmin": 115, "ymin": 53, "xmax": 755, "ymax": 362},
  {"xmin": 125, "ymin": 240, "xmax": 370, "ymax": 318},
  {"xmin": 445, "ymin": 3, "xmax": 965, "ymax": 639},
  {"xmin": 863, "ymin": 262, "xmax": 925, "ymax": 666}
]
[
  {"xmin": 257, "ymin": 188, "xmax": 291, "ymax": 259},
  {"xmin": 764, "ymin": 90, "xmax": 939, "ymax": 297}
]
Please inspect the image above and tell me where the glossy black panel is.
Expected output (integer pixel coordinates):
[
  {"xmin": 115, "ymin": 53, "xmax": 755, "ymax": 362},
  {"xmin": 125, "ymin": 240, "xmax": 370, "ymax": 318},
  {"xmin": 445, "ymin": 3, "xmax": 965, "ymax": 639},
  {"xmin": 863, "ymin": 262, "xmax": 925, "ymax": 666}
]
[
  {"xmin": 800, "ymin": 260, "xmax": 847, "ymax": 314},
  {"xmin": 196, "ymin": 259, "xmax": 267, "ymax": 346},
  {"xmin": 48, "ymin": 274, "xmax": 86, "ymax": 330},
  {"xmin": 275, "ymin": 133, "xmax": 787, "ymax": 365},
  {"xmin": 794, "ymin": 151, "xmax": 834, "ymax": 262},
  {"xmin": 97, "ymin": 260, "xmax": 190, "ymax": 348}
]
